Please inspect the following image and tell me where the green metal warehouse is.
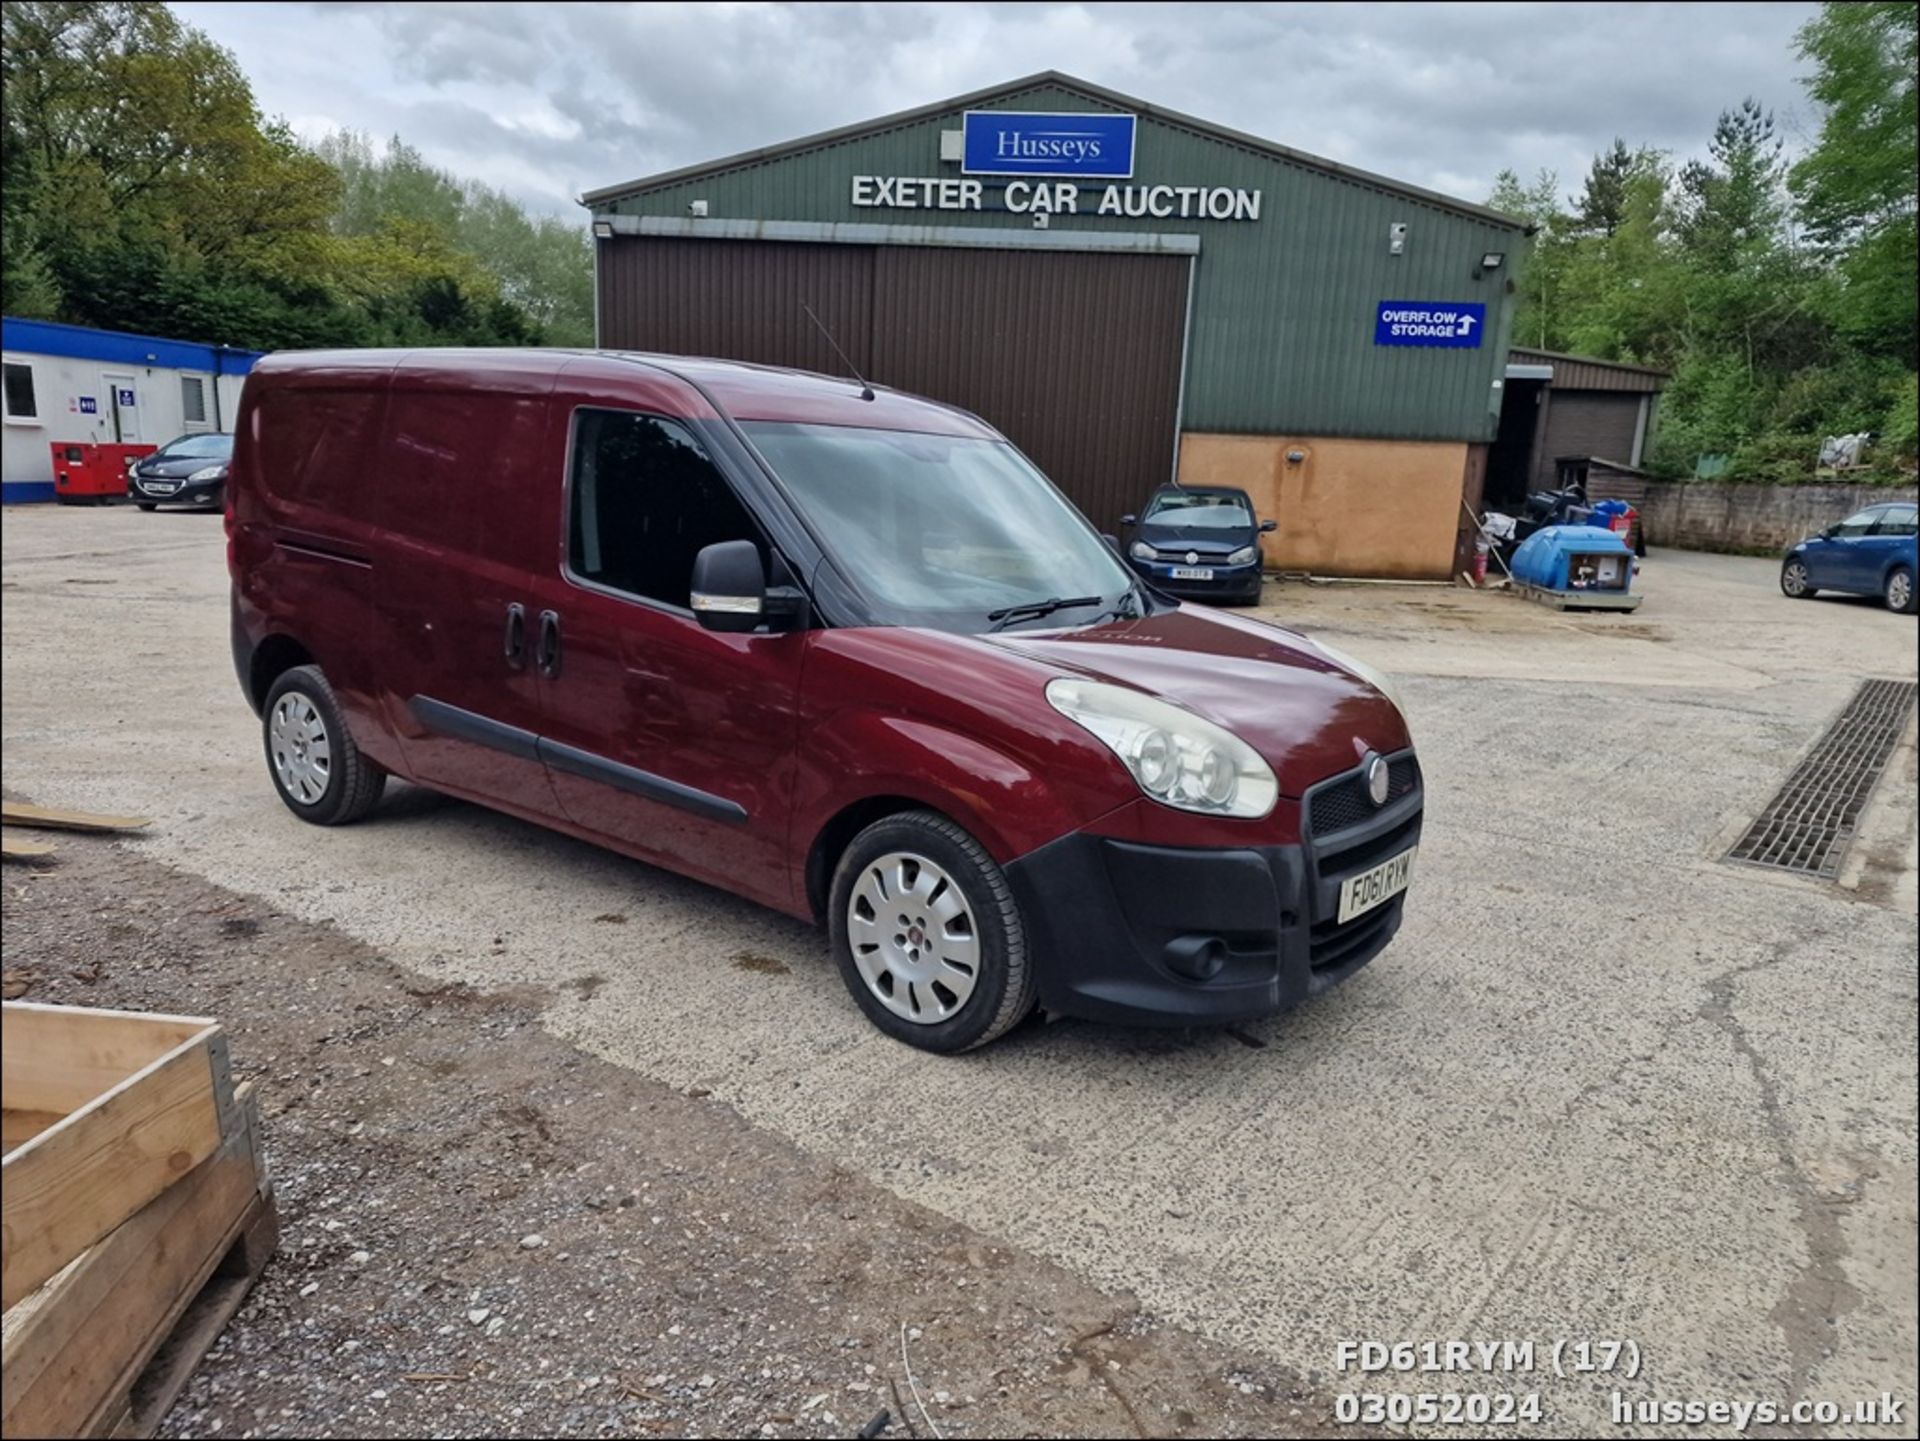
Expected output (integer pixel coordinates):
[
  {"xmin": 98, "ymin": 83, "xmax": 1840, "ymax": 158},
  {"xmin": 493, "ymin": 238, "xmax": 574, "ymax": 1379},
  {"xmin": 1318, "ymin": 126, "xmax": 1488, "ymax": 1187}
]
[{"xmin": 582, "ymin": 72, "xmax": 1533, "ymax": 579}]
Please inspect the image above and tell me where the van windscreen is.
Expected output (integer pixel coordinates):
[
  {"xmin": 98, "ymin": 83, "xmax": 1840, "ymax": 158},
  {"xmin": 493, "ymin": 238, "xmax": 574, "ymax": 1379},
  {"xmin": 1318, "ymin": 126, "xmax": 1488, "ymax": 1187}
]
[{"xmin": 742, "ymin": 422, "xmax": 1134, "ymax": 633}]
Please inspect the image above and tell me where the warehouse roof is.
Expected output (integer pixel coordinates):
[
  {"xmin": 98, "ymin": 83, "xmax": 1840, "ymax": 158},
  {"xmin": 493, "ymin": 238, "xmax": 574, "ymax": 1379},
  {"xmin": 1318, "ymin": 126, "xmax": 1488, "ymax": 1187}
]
[
  {"xmin": 581, "ymin": 70, "xmax": 1534, "ymax": 231},
  {"xmin": 1508, "ymin": 346, "xmax": 1669, "ymax": 394}
]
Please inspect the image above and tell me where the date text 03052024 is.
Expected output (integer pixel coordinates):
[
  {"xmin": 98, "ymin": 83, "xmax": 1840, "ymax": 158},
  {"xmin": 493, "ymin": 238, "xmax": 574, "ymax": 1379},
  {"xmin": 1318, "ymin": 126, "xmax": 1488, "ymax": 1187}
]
[{"xmin": 1335, "ymin": 1339, "xmax": 1642, "ymax": 1377}]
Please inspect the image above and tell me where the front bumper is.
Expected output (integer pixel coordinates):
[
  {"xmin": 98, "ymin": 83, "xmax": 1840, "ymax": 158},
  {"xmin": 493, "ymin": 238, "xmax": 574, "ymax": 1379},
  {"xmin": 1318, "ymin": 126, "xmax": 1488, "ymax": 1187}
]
[
  {"xmin": 132, "ymin": 474, "xmax": 222, "ymax": 506},
  {"xmin": 1127, "ymin": 557, "xmax": 1264, "ymax": 602},
  {"xmin": 1005, "ymin": 757, "xmax": 1422, "ymax": 1026}
]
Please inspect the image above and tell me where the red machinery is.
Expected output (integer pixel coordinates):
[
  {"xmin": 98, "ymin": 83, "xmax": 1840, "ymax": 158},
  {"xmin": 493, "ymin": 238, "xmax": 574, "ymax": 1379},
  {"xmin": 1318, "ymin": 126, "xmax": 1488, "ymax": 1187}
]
[{"xmin": 49, "ymin": 442, "xmax": 156, "ymax": 503}]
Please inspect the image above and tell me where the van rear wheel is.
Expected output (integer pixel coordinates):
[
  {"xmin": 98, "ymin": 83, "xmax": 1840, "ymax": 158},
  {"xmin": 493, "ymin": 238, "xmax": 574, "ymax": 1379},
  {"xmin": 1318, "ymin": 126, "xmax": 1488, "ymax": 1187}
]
[
  {"xmin": 828, "ymin": 811, "xmax": 1035, "ymax": 1052},
  {"xmin": 262, "ymin": 665, "xmax": 386, "ymax": 825}
]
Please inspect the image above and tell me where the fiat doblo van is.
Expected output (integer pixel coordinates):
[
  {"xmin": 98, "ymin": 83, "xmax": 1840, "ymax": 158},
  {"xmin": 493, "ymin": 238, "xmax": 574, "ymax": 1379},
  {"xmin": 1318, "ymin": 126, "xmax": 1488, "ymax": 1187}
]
[{"xmin": 228, "ymin": 349, "xmax": 1422, "ymax": 1051}]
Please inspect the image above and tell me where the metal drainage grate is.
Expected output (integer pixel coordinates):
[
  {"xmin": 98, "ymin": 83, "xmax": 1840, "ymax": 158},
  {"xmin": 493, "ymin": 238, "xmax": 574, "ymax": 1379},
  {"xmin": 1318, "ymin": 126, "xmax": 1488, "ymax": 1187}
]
[{"xmin": 1727, "ymin": 678, "xmax": 1918, "ymax": 879}]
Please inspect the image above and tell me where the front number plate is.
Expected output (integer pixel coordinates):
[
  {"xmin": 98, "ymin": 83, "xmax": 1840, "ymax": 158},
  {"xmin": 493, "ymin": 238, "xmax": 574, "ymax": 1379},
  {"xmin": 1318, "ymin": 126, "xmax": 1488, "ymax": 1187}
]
[
  {"xmin": 1170, "ymin": 567, "xmax": 1214, "ymax": 580},
  {"xmin": 1336, "ymin": 846, "xmax": 1416, "ymax": 923}
]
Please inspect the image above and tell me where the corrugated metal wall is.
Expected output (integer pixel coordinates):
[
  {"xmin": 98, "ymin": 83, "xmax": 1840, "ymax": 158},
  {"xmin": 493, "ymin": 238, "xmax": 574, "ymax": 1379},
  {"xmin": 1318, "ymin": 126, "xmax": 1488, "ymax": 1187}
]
[
  {"xmin": 592, "ymin": 81, "xmax": 1527, "ymax": 443},
  {"xmin": 598, "ymin": 236, "xmax": 1187, "ymax": 532},
  {"xmin": 869, "ymin": 248, "xmax": 1186, "ymax": 530},
  {"xmin": 598, "ymin": 238, "xmax": 876, "ymax": 376},
  {"xmin": 1540, "ymin": 392, "xmax": 1643, "ymax": 481}
]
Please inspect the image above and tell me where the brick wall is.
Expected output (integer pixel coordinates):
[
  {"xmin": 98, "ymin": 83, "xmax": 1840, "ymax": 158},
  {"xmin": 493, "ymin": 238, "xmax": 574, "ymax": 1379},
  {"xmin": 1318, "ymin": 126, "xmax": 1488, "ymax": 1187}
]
[{"xmin": 1640, "ymin": 480, "xmax": 1920, "ymax": 553}]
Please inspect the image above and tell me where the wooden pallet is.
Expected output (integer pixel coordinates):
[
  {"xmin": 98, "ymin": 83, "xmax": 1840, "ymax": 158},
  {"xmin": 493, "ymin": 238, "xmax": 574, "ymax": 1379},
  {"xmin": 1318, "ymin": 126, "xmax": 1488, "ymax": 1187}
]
[
  {"xmin": 2, "ymin": 1003, "xmax": 274, "ymax": 1438},
  {"xmin": 1513, "ymin": 580, "xmax": 1643, "ymax": 612}
]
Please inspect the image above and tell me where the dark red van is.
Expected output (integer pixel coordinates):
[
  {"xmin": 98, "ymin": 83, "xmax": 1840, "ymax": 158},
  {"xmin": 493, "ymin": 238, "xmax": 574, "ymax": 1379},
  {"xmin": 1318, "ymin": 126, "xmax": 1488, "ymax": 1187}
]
[{"xmin": 228, "ymin": 350, "xmax": 1421, "ymax": 1051}]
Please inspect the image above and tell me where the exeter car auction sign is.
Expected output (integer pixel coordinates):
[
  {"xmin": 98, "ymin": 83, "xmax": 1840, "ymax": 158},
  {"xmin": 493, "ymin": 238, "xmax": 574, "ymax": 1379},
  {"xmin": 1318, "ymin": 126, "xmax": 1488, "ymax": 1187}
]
[
  {"xmin": 849, "ymin": 109, "xmax": 1263, "ymax": 223},
  {"xmin": 1375, "ymin": 301, "xmax": 1486, "ymax": 348}
]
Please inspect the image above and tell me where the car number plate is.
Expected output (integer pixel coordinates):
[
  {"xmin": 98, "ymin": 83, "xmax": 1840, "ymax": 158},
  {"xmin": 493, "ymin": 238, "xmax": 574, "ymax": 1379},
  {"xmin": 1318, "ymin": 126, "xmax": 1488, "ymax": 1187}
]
[
  {"xmin": 1336, "ymin": 846, "xmax": 1416, "ymax": 923},
  {"xmin": 144, "ymin": 481, "xmax": 179, "ymax": 494},
  {"xmin": 1170, "ymin": 567, "xmax": 1214, "ymax": 580}
]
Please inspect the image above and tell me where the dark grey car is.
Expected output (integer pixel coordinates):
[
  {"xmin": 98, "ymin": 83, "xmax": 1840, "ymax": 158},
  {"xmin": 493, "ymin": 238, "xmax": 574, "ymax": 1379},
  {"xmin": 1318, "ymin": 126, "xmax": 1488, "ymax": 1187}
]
[{"xmin": 131, "ymin": 433, "xmax": 233, "ymax": 510}]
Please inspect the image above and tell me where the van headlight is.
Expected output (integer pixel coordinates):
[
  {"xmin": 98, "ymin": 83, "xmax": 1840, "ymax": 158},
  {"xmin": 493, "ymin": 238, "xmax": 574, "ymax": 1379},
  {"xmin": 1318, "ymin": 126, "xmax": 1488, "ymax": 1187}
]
[
  {"xmin": 1227, "ymin": 545, "xmax": 1259, "ymax": 565},
  {"xmin": 1308, "ymin": 638, "xmax": 1406, "ymax": 715},
  {"xmin": 1128, "ymin": 541, "xmax": 1156, "ymax": 561},
  {"xmin": 1046, "ymin": 678, "xmax": 1277, "ymax": 818},
  {"xmin": 188, "ymin": 465, "xmax": 228, "ymax": 482}
]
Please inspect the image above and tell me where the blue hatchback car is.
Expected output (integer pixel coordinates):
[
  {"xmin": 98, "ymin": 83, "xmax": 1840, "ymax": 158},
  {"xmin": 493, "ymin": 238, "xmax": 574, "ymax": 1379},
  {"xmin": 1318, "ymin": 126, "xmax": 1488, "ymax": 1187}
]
[
  {"xmin": 1780, "ymin": 500, "xmax": 1917, "ymax": 613},
  {"xmin": 1121, "ymin": 485, "xmax": 1275, "ymax": 605}
]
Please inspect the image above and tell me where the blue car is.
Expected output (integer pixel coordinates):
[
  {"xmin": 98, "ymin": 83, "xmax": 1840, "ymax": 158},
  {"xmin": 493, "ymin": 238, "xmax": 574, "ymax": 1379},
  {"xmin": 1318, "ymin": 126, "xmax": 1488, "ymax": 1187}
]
[
  {"xmin": 1780, "ymin": 500, "xmax": 1917, "ymax": 613},
  {"xmin": 1121, "ymin": 485, "xmax": 1275, "ymax": 606}
]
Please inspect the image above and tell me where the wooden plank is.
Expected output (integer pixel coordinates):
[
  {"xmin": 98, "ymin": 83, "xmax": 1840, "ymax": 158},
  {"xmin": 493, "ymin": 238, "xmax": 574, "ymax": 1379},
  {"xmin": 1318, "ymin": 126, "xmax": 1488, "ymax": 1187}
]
[
  {"xmin": 3, "ymin": 1002, "xmax": 216, "ymax": 1119},
  {"xmin": 2, "ymin": 1108, "xmax": 65, "ymax": 1152},
  {"xmin": 1, "ymin": 1091, "xmax": 267, "ymax": 1438},
  {"xmin": 113, "ymin": 1199, "xmax": 278, "ymax": 1439},
  {"xmin": 1, "ymin": 834, "xmax": 58, "ymax": 860},
  {"xmin": 1, "ymin": 1032, "xmax": 224, "ymax": 1309},
  {"xmin": 0, "ymin": 802, "xmax": 152, "ymax": 833}
]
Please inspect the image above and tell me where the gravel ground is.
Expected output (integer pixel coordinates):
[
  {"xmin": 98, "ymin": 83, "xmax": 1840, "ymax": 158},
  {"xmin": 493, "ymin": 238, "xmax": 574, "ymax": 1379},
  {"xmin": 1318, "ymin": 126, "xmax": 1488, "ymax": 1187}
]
[{"xmin": 1, "ymin": 834, "xmax": 1368, "ymax": 1439}]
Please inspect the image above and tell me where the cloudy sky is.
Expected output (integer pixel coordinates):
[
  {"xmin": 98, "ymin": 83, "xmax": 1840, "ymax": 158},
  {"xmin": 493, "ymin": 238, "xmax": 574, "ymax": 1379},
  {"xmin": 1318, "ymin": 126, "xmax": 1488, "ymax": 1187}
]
[{"xmin": 174, "ymin": 1, "xmax": 1821, "ymax": 221}]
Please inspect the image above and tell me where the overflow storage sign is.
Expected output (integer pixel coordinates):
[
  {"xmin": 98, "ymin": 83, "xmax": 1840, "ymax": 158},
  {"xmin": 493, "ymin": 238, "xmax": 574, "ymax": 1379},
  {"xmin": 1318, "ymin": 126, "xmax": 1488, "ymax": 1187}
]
[{"xmin": 1375, "ymin": 301, "xmax": 1485, "ymax": 348}]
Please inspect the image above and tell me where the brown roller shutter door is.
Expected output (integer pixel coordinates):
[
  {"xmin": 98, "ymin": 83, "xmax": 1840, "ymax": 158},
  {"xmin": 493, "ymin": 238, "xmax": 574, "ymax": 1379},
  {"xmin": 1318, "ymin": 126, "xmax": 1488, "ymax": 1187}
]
[{"xmin": 597, "ymin": 237, "xmax": 1189, "ymax": 533}]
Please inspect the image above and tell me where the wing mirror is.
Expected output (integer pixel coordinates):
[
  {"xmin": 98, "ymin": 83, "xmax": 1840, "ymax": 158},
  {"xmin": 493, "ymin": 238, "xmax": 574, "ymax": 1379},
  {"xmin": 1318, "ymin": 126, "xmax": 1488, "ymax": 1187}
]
[
  {"xmin": 1119, "ymin": 513, "xmax": 1137, "ymax": 527},
  {"xmin": 1259, "ymin": 519, "xmax": 1277, "ymax": 533},
  {"xmin": 690, "ymin": 540, "xmax": 805, "ymax": 633}
]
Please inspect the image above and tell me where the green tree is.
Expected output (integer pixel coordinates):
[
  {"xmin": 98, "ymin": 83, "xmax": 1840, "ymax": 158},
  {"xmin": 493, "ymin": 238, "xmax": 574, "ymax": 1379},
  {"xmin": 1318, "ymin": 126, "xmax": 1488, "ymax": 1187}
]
[
  {"xmin": 0, "ymin": 1, "xmax": 570, "ymax": 348},
  {"xmin": 314, "ymin": 131, "xmax": 593, "ymax": 345},
  {"xmin": 1488, "ymin": 167, "xmax": 1567, "ymax": 350},
  {"xmin": 1789, "ymin": 0, "xmax": 1918, "ymax": 359}
]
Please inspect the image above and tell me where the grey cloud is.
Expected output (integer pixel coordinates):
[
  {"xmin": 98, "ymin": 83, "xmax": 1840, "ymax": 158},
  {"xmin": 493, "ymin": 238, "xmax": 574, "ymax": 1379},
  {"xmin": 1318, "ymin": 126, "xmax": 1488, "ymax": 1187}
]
[{"xmin": 181, "ymin": 0, "xmax": 1819, "ymax": 220}]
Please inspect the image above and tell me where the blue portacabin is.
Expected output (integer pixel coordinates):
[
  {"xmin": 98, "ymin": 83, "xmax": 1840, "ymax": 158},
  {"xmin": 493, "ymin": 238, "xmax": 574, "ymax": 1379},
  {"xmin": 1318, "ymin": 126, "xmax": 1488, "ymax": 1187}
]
[
  {"xmin": 1375, "ymin": 301, "xmax": 1486, "ymax": 349},
  {"xmin": 962, "ymin": 110, "xmax": 1136, "ymax": 178}
]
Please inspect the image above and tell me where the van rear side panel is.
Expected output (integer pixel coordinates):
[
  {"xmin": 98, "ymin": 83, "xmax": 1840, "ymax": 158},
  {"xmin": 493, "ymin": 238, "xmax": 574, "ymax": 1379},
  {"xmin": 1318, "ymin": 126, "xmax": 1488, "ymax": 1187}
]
[
  {"xmin": 230, "ymin": 365, "xmax": 399, "ymax": 769},
  {"xmin": 363, "ymin": 356, "xmax": 563, "ymax": 815}
]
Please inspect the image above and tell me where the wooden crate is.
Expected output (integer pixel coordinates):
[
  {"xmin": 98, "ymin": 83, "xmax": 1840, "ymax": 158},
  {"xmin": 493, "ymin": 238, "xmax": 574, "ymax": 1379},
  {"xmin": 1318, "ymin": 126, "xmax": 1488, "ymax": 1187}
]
[{"xmin": 2, "ymin": 1003, "xmax": 275, "ymax": 1438}]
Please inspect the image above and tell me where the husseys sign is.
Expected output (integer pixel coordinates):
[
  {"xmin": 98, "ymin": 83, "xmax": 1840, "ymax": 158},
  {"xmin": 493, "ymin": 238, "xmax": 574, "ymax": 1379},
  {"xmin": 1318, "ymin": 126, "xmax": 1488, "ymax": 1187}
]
[
  {"xmin": 962, "ymin": 110, "xmax": 1136, "ymax": 178},
  {"xmin": 850, "ymin": 109, "xmax": 1264, "ymax": 223}
]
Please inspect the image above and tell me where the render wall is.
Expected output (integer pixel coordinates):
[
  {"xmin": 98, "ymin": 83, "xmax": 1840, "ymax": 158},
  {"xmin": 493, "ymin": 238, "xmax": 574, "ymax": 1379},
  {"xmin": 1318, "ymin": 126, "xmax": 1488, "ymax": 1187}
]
[{"xmin": 1177, "ymin": 432, "xmax": 1473, "ymax": 579}]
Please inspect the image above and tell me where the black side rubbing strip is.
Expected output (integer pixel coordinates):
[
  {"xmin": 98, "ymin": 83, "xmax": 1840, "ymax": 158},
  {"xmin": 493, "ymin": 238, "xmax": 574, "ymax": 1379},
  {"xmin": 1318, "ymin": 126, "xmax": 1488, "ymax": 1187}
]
[
  {"xmin": 408, "ymin": 696, "xmax": 541, "ymax": 763},
  {"xmin": 536, "ymin": 737, "xmax": 748, "ymax": 826}
]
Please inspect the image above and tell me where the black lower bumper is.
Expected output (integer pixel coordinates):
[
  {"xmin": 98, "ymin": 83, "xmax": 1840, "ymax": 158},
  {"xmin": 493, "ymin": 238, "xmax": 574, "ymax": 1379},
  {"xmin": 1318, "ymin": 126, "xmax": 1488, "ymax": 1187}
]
[
  {"xmin": 1126, "ymin": 561, "xmax": 1264, "ymax": 605},
  {"xmin": 1005, "ymin": 793, "xmax": 1421, "ymax": 1027},
  {"xmin": 132, "ymin": 480, "xmax": 221, "ymax": 506}
]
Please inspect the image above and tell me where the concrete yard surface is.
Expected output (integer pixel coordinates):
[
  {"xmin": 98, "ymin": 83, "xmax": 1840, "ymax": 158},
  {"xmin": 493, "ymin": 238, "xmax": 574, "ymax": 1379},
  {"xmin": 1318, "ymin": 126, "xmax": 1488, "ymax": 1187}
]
[{"xmin": 4, "ymin": 505, "xmax": 1916, "ymax": 1437}]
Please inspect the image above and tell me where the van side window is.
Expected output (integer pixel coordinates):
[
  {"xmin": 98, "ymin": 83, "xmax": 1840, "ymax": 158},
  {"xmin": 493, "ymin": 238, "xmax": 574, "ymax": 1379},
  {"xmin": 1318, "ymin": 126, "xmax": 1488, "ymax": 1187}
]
[{"xmin": 569, "ymin": 410, "xmax": 760, "ymax": 609}]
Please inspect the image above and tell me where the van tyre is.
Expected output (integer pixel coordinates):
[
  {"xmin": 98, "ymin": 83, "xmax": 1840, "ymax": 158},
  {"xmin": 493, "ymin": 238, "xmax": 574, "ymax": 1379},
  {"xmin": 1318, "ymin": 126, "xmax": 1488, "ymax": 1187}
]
[
  {"xmin": 262, "ymin": 665, "xmax": 386, "ymax": 825},
  {"xmin": 1886, "ymin": 565, "xmax": 1915, "ymax": 614},
  {"xmin": 829, "ymin": 810, "xmax": 1036, "ymax": 1053}
]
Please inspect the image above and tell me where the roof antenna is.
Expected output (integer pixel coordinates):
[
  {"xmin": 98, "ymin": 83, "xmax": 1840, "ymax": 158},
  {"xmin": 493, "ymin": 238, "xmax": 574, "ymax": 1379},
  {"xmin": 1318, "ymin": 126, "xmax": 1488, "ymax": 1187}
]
[{"xmin": 802, "ymin": 302, "xmax": 874, "ymax": 402}]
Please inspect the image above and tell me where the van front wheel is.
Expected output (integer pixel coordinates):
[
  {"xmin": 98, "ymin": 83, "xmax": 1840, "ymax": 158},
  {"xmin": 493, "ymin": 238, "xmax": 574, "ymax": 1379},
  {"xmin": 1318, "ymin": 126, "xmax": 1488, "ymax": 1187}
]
[
  {"xmin": 829, "ymin": 811, "xmax": 1036, "ymax": 1052},
  {"xmin": 262, "ymin": 665, "xmax": 386, "ymax": 825}
]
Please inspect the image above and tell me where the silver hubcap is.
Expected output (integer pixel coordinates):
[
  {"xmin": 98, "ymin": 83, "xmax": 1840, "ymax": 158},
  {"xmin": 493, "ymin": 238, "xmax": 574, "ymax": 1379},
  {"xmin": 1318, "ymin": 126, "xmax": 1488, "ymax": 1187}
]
[
  {"xmin": 269, "ymin": 692, "xmax": 332, "ymax": 805},
  {"xmin": 1784, "ymin": 562, "xmax": 1808, "ymax": 596},
  {"xmin": 1891, "ymin": 572, "xmax": 1911, "ymax": 610},
  {"xmin": 847, "ymin": 851, "xmax": 980, "ymax": 1024}
]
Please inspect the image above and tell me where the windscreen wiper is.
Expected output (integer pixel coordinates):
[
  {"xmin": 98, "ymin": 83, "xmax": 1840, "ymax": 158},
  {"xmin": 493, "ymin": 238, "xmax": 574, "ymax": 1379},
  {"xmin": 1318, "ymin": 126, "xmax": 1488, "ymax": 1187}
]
[
  {"xmin": 1092, "ymin": 585, "xmax": 1143, "ymax": 625},
  {"xmin": 985, "ymin": 594, "xmax": 1104, "ymax": 632}
]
